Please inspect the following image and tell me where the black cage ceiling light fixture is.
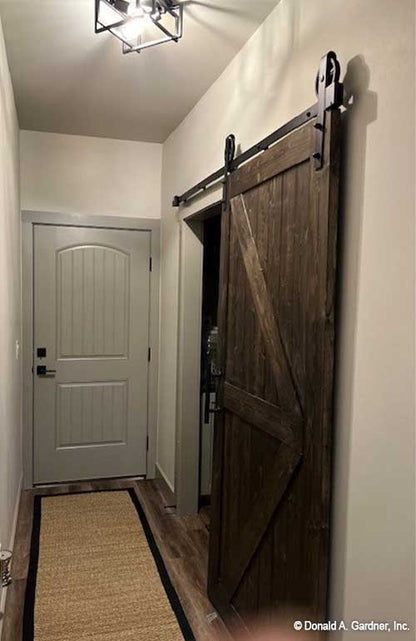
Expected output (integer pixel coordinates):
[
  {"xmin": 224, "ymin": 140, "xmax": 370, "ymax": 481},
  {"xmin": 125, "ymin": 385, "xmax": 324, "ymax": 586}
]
[{"xmin": 95, "ymin": 0, "xmax": 183, "ymax": 54}]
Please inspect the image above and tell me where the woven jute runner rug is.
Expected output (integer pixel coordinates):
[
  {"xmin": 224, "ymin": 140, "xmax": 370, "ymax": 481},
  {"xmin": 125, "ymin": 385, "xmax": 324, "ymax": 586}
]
[{"xmin": 23, "ymin": 489, "xmax": 194, "ymax": 641}]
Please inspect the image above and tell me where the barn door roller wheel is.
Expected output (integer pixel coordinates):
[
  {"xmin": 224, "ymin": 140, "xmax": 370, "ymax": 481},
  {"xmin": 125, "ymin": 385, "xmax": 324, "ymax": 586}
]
[
  {"xmin": 313, "ymin": 51, "xmax": 343, "ymax": 169},
  {"xmin": 315, "ymin": 52, "xmax": 341, "ymax": 97}
]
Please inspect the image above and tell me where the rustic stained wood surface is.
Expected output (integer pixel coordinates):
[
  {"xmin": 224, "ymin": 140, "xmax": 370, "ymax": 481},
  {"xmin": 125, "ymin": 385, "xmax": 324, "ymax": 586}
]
[
  {"xmin": 1, "ymin": 479, "xmax": 228, "ymax": 641},
  {"xmin": 208, "ymin": 110, "xmax": 341, "ymax": 636}
]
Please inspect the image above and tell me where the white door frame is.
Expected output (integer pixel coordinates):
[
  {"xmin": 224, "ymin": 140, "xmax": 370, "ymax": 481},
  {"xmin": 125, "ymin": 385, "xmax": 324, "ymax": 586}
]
[
  {"xmin": 175, "ymin": 201, "xmax": 222, "ymax": 515},
  {"xmin": 22, "ymin": 210, "xmax": 160, "ymax": 489}
]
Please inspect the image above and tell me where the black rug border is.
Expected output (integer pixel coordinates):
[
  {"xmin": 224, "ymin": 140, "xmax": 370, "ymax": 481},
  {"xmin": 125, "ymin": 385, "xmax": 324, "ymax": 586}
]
[
  {"xmin": 22, "ymin": 493, "xmax": 41, "ymax": 641},
  {"xmin": 22, "ymin": 487, "xmax": 195, "ymax": 641}
]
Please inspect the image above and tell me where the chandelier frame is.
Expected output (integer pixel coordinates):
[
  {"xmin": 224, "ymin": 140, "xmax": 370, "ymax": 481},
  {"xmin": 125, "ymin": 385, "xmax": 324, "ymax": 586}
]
[{"xmin": 95, "ymin": 0, "xmax": 183, "ymax": 54}]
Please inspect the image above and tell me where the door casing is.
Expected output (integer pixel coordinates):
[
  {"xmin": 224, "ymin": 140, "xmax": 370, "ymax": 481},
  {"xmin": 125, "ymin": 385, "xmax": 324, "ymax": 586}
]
[
  {"xmin": 175, "ymin": 201, "xmax": 222, "ymax": 516},
  {"xmin": 22, "ymin": 211, "xmax": 160, "ymax": 489}
]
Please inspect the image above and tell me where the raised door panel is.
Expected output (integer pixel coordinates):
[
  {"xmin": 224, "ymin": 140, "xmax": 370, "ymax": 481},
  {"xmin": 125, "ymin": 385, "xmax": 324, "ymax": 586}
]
[
  {"xmin": 58, "ymin": 246, "xmax": 130, "ymax": 359},
  {"xmin": 56, "ymin": 382, "xmax": 127, "ymax": 448}
]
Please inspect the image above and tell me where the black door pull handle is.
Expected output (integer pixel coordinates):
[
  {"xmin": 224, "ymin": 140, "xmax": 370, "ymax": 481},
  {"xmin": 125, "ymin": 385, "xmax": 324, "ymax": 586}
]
[
  {"xmin": 37, "ymin": 365, "xmax": 56, "ymax": 377},
  {"xmin": 209, "ymin": 406, "xmax": 224, "ymax": 414},
  {"xmin": 208, "ymin": 370, "xmax": 224, "ymax": 415}
]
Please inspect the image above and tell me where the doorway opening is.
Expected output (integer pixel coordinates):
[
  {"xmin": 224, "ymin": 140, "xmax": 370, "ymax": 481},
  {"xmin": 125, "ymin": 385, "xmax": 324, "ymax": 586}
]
[
  {"xmin": 199, "ymin": 209, "xmax": 222, "ymax": 526},
  {"xmin": 175, "ymin": 200, "xmax": 222, "ymax": 517}
]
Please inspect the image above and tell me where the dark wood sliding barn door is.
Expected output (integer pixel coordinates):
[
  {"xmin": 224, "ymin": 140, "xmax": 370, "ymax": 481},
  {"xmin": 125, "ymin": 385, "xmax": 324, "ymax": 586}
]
[{"xmin": 208, "ymin": 110, "xmax": 341, "ymax": 631}]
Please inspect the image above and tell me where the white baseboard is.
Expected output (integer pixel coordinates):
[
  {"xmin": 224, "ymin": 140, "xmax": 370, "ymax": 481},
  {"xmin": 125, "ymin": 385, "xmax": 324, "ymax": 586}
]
[
  {"xmin": 0, "ymin": 473, "xmax": 23, "ymax": 636},
  {"xmin": 155, "ymin": 462, "xmax": 175, "ymax": 504}
]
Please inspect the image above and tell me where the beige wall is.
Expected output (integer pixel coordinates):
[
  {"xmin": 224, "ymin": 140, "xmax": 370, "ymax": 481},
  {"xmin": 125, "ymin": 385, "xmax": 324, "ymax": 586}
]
[
  {"xmin": 160, "ymin": 0, "xmax": 415, "ymax": 635},
  {"xmin": 20, "ymin": 130, "xmax": 162, "ymax": 218},
  {"xmin": 0, "ymin": 13, "xmax": 22, "ymax": 617}
]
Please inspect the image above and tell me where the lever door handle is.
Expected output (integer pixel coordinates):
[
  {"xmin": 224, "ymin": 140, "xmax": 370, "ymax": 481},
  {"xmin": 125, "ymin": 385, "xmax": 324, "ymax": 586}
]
[
  {"xmin": 36, "ymin": 365, "xmax": 56, "ymax": 377},
  {"xmin": 209, "ymin": 406, "xmax": 224, "ymax": 414},
  {"xmin": 208, "ymin": 370, "xmax": 224, "ymax": 414}
]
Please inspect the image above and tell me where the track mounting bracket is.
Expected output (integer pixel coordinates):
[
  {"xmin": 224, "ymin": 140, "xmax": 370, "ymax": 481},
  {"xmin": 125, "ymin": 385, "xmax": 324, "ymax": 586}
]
[{"xmin": 314, "ymin": 51, "xmax": 344, "ymax": 169}]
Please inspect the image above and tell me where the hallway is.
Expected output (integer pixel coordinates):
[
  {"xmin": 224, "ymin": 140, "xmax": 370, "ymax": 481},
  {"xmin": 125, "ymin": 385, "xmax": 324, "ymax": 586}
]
[{"xmin": 0, "ymin": 1, "xmax": 414, "ymax": 639}]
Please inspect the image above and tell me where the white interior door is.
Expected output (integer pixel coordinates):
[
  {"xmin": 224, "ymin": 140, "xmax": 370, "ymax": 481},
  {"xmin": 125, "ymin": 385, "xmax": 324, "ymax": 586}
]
[{"xmin": 33, "ymin": 224, "xmax": 151, "ymax": 484}]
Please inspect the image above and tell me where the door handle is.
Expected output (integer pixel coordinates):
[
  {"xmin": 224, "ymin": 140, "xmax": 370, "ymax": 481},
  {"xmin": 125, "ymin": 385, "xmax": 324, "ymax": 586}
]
[
  {"xmin": 36, "ymin": 365, "xmax": 56, "ymax": 377},
  {"xmin": 209, "ymin": 371, "xmax": 224, "ymax": 414},
  {"xmin": 209, "ymin": 406, "xmax": 224, "ymax": 414}
]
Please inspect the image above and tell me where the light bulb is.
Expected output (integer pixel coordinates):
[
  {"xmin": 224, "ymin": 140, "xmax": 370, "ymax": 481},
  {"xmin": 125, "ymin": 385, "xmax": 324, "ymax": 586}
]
[
  {"xmin": 140, "ymin": 0, "xmax": 154, "ymax": 14},
  {"xmin": 127, "ymin": 1, "xmax": 144, "ymax": 18},
  {"xmin": 120, "ymin": 16, "xmax": 145, "ymax": 41}
]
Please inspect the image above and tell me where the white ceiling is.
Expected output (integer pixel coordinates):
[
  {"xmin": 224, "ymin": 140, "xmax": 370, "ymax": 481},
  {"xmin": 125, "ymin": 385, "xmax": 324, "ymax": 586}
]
[{"xmin": 0, "ymin": 0, "xmax": 279, "ymax": 142}]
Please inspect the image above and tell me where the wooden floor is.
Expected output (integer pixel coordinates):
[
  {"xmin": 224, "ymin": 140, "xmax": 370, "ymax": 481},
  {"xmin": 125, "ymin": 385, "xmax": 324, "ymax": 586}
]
[{"xmin": 1, "ymin": 478, "xmax": 228, "ymax": 641}]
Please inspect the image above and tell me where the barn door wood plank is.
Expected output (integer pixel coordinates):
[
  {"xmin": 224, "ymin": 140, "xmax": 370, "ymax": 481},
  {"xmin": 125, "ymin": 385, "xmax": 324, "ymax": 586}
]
[
  {"xmin": 221, "ymin": 442, "xmax": 301, "ymax": 601},
  {"xmin": 223, "ymin": 382, "xmax": 301, "ymax": 446},
  {"xmin": 230, "ymin": 194, "xmax": 303, "ymax": 427},
  {"xmin": 229, "ymin": 122, "xmax": 314, "ymax": 199},
  {"xmin": 208, "ymin": 198, "xmax": 231, "ymax": 599}
]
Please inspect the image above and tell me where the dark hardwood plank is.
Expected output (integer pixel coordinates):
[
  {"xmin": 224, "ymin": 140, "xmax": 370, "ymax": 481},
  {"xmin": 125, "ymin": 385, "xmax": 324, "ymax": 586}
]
[
  {"xmin": 208, "ymin": 195, "xmax": 231, "ymax": 600},
  {"xmin": 223, "ymin": 382, "xmax": 300, "ymax": 446},
  {"xmin": 9, "ymin": 492, "xmax": 34, "ymax": 582},
  {"xmin": 2, "ymin": 580, "xmax": 26, "ymax": 641},
  {"xmin": 230, "ymin": 194, "xmax": 302, "ymax": 420},
  {"xmin": 230, "ymin": 121, "xmax": 314, "ymax": 198},
  {"xmin": 221, "ymin": 442, "xmax": 300, "ymax": 601}
]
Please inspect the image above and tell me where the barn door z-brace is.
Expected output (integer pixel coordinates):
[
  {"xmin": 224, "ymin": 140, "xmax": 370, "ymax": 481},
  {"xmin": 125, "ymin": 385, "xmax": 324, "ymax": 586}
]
[{"xmin": 172, "ymin": 51, "xmax": 343, "ymax": 208}]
